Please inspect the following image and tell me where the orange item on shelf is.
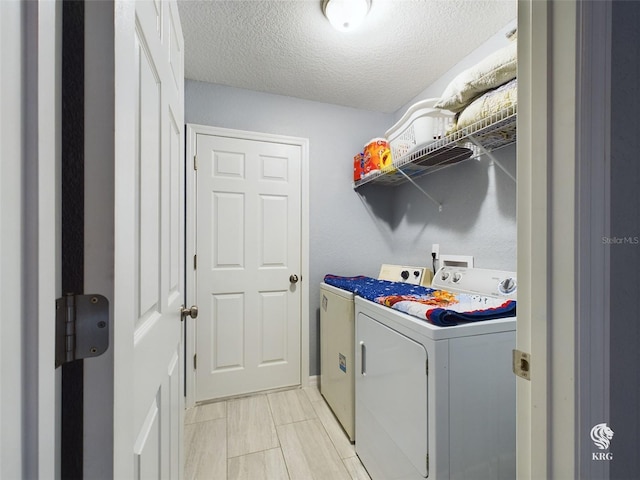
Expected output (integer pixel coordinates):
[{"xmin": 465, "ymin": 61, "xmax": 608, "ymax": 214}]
[
  {"xmin": 363, "ymin": 138, "xmax": 392, "ymax": 176},
  {"xmin": 353, "ymin": 153, "xmax": 364, "ymax": 181}
]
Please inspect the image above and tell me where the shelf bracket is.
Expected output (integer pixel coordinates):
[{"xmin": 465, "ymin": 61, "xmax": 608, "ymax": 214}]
[
  {"xmin": 396, "ymin": 168, "xmax": 443, "ymax": 212},
  {"xmin": 466, "ymin": 136, "xmax": 516, "ymax": 183}
]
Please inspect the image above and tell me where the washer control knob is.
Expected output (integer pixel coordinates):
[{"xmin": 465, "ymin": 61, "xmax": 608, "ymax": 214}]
[
  {"xmin": 452, "ymin": 272, "xmax": 462, "ymax": 283},
  {"xmin": 499, "ymin": 277, "xmax": 517, "ymax": 294},
  {"xmin": 401, "ymin": 270, "xmax": 410, "ymax": 280},
  {"xmin": 441, "ymin": 271, "xmax": 450, "ymax": 281}
]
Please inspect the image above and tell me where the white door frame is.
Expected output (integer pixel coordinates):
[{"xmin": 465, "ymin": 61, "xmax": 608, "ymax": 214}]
[
  {"xmin": 574, "ymin": 2, "xmax": 612, "ymax": 477},
  {"xmin": 0, "ymin": 1, "xmax": 59, "ymax": 478},
  {"xmin": 2, "ymin": 0, "xmax": 616, "ymax": 476},
  {"xmin": 185, "ymin": 124, "xmax": 310, "ymax": 408},
  {"xmin": 517, "ymin": 0, "xmax": 612, "ymax": 478},
  {"xmin": 84, "ymin": 1, "xmax": 116, "ymax": 476}
]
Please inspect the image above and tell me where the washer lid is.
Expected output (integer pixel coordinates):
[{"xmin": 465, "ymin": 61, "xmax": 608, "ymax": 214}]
[{"xmin": 320, "ymin": 282, "xmax": 355, "ymax": 300}]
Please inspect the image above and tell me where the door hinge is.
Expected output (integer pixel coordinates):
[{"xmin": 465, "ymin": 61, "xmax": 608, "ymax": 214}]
[
  {"xmin": 193, "ymin": 154, "xmax": 198, "ymax": 171},
  {"xmin": 193, "ymin": 354, "xmax": 197, "ymax": 370},
  {"xmin": 194, "ymin": 254, "xmax": 197, "ymax": 269},
  {"xmin": 426, "ymin": 453, "xmax": 429, "ymax": 472},
  {"xmin": 426, "ymin": 359, "xmax": 429, "ymax": 375},
  {"xmin": 55, "ymin": 293, "xmax": 109, "ymax": 368},
  {"xmin": 512, "ymin": 349, "xmax": 531, "ymax": 380}
]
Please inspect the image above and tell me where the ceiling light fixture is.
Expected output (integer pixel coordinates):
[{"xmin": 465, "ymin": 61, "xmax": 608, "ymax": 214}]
[{"xmin": 322, "ymin": 0, "xmax": 371, "ymax": 32}]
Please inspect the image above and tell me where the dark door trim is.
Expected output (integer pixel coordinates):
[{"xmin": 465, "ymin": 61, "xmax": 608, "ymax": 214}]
[{"xmin": 61, "ymin": 1, "xmax": 85, "ymax": 477}]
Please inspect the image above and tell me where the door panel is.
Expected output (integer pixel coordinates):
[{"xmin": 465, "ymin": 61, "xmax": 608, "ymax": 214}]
[
  {"xmin": 136, "ymin": 25, "xmax": 161, "ymax": 320},
  {"xmin": 261, "ymin": 195, "xmax": 289, "ymax": 265},
  {"xmin": 211, "ymin": 293, "xmax": 245, "ymax": 370},
  {"xmin": 212, "ymin": 192, "xmax": 245, "ymax": 267},
  {"xmin": 195, "ymin": 134, "xmax": 302, "ymax": 400},
  {"xmin": 260, "ymin": 291, "xmax": 288, "ymax": 364},
  {"xmin": 113, "ymin": 0, "xmax": 184, "ymax": 476}
]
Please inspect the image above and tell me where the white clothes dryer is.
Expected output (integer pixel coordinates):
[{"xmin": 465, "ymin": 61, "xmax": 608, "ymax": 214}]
[{"xmin": 355, "ymin": 267, "xmax": 517, "ymax": 480}]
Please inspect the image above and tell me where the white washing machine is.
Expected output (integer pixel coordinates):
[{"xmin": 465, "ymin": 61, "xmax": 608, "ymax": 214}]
[
  {"xmin": 355, "ymin": 267, "xmax": 517, "ymax": 480},
  {"xmin": 320, "ymin": 265, "xmax": 432, "ymax": 442}
]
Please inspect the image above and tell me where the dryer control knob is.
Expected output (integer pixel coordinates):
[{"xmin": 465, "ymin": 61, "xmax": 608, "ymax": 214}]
[{"xmin": 499, "ymin": 277, "xmax": 517, "ymax": 294}]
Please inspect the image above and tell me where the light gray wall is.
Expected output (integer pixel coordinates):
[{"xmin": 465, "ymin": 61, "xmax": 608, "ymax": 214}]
[
  {"xmin": 384, "ymin": 146, "xmax": 516, "ymax": 272},
  {"xmin": 185, "ymin": 19, "xmax": 518, "ymax": 375},
  {"xmin": 186, "ymin": 81, "xmax": 396, "ymax": 375}
]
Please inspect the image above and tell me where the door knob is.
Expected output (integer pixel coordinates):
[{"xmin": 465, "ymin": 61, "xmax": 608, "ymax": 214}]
[
  {"xmin": 289, "ymin": 274, "xmax": 299, "ymax": 284},
  {"xmin": 181, "ymin": 305, "xmax": 198, "ymax": 321}
]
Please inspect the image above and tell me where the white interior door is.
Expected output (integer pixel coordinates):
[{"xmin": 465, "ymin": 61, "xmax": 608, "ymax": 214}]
[
  {"xmin": 113, "ymin": 0, "xmax": 185, "ymax": 477},
  {"xmin": 193, "ymin": 129, "xmax": 304, "ymax": 401}
]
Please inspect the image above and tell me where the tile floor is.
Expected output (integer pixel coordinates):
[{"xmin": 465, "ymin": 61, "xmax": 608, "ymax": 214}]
[{"xmin": 184, "ymin": 385, "xmax": 371, "ymax": 480}]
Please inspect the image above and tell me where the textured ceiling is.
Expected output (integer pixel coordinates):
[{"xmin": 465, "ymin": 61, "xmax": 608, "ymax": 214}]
[{"xmin": 178, "ymin": 0, "xmax": 516, "ymax": 113}]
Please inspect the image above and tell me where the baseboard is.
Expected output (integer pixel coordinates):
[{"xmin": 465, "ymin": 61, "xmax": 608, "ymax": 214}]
[{"xmin": 308, "ymin": 375, "xmax": 319, "ymax": 387}]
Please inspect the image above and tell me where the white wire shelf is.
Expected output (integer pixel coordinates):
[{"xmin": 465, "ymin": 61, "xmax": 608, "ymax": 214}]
[{"xmin": 353, "ymin": 104, "xmax": 517, "ymax": 188}]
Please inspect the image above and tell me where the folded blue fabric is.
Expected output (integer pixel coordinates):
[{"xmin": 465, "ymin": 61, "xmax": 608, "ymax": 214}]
[
  {"xmin": 323, "ymin": 275, "xmax": 434, "ymax": 302},
  {"xmin": 426, "ymin": 300, "xmax": 517, "ymax": 327}
]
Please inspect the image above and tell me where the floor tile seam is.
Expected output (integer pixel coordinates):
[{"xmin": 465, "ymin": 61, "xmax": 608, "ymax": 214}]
[
  {"xmin": 276, "ymin": 424, "xmax": 320, "ymax": 479},
  {"xmin": 189, "ymin": 416, "xmax": 227, "ymax": 429},
  {"xmin": 227, "ymin": 392, "xmax": 269, "ymax": 407},
  {"xmin": 186, "ymin": 413, "xmax": 227, "ymax": 425},
  {"xmin": 292, "ymin": 436, "xmax": 352, "ymax": 480},
  {"xmin": 185, "ymin": 399, "xmax": 228, "ymax": 423},
  {"xmin": 225, "ymin": 400, "xmax": 280, "ymax": 460},
  {"xmin": 309, "ymin": 399, "xmax": 356, "ymax": 460},
  {"xmin": 226, "ymin": 446, "xmax": 285, "ymax": 460},
  {"xmin": 301, "ymin": 386, "xmax": 318, "ymax": 404},
  {"xmin": 192, "ymin": 398, "xmax": 228, "ymax": 408},
  {"xmin": 267, "ymin": 392, "xmax": 308, "ymax": 434},
  {"xmin": 225, "ymin": 405, "xmax": 230, "ymax": 480},
  {"xmin": 340, "ymin": 457, "xmax": 356, "ymax": 480},
  {"xmin": 264, "ymin": 393, "xmax": 283, "ymax": 427},
  {"xmin": 276, "ymin": 418, "xmax": 343, "ymax": 462},
  {"xmin": 342, "ymin": 456, "xmax": 371, "ymax": 480},
  {"xmin": 273, "ymin": 415, "xmax": 322, "ymax": 431},
  {"xmin": 226, "ymin": 447, "xmax": 293, "ymax": 480},
  {"xmin": 227, "ymin": 393, "xmax": 278, "ymax": 431},
  {"xmin": 270, "ymin": 406, "xmax": 319, "ymax": 427}
]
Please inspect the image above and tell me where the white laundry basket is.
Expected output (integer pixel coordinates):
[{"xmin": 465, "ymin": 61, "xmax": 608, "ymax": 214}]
[{"xmin": 385, "ymin": 98, "xmax": 456, "ymax": 162}]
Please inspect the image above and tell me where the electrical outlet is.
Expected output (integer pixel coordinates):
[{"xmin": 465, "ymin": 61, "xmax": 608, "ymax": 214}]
[{"xmin": 431, "ymin": 244, "xmax": 439, "ymax": 259}]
